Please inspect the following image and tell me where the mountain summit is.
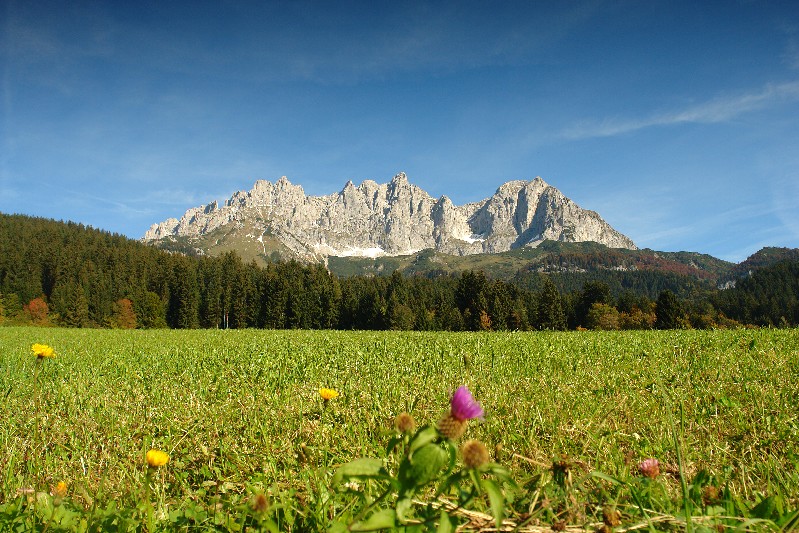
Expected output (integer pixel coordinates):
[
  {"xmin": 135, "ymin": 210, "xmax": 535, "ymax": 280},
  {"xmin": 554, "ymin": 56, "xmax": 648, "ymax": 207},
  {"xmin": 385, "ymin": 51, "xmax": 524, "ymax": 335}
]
[{"xmin": 143, "ymin": 173, "xmax": 636, "ymax": 261}]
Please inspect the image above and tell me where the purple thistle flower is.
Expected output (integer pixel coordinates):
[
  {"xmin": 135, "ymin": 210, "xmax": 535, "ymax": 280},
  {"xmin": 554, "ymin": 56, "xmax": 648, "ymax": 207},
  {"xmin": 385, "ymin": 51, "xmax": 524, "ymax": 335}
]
[{"xmin": 450, "ymin": 386, "xmax": 484, "ymax": 421}]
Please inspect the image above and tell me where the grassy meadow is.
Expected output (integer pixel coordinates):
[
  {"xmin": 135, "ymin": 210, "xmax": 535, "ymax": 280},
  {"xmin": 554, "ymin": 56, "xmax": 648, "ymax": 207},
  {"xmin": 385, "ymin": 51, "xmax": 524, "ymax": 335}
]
[{"xmin": 1, "ymin": 326, "xmax": 798, "ymax": 531}]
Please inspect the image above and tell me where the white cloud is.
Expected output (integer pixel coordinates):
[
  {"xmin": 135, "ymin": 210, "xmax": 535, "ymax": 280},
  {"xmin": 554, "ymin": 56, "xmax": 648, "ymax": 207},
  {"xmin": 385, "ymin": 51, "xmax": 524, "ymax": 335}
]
[
  {"xmin": 778, "ymin": 20, "xmax": 799, "ymax": 70},
  {"xmin": 560, "ymin": 81, "xmax": 799, "ymax": 139},
  {"xmin": 48, "ymin": 185, "xmax": 153, "ymax": 216}
]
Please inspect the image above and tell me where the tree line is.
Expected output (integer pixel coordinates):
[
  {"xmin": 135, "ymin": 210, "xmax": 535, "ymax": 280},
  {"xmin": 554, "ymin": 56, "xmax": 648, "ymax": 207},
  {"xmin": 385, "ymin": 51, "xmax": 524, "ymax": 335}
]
[{"xmin": 1, "ymin": 214, "xmax": 797, "ymax": 330}]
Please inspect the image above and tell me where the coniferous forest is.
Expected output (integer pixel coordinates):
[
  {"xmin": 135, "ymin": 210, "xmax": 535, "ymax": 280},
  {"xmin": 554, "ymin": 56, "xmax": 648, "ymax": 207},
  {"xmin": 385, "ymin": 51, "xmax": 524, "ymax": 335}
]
[{"xmin": 1, "ymin": 213, "xmax": 797, "ymax": 330}]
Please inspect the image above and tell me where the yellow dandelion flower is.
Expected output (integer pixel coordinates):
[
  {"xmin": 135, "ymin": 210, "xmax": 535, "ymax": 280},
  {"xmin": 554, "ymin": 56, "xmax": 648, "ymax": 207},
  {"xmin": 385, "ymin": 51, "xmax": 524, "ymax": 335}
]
[
  {"xmin": 146, "ymin": 449, "xmax": 170, "ymax": 468},
  {"xmin": 52, "ymin": 481, "xmax": 68, "ymax": 498},
  {"xmin": 319, "ymin": 388, "xmax": 339, "ymax": 401},
  {"xmin": 31, "ymin": 343, "xmax": 56, "ymax": 359}
]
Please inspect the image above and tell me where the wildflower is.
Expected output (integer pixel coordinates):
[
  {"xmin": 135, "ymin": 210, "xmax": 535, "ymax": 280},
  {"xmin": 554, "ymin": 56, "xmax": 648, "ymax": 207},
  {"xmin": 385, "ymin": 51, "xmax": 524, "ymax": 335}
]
[
  {"xmin": 31, "ymin": 343, "xmax": 56, "ymax": 359},
  {"xmin": 450, "ymin": 386, "xmax": 484, "ymax": 421},
  {"xmin": 52, "ymin": 481, "xmax": 68, "ymax": 498},
  {"xmin": 394, "ymin": 412, "xmax": 416, "ymax": 434},
  {"xmin": 638, "ymin": 458, "xmax": 660, "ymax": 479},
  {"xmin": 319, "ymin": 388, "xmax": 339, "ymax": 401},
  {"xmin": 438, "ymin": 386, "xmax": 483, "ymax": 440},
  {"xmin": 461, "ymin": 439, "xmax": 490, "ymax": 469},
  {"xmin": 146, "ymin": 449, "xmax": 170, "ymax": 468}
]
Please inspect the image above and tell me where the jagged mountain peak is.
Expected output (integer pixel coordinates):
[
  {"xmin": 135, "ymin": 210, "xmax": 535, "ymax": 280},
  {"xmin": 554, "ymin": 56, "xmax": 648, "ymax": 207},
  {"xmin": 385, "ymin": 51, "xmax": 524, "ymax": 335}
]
[
  {"xmin": 143, "ymin": 173, "xmax": 636, "ymax": 261},
  {"xmin": 497, "ymin": 177, "xmax": 541, "ymax": 192}
]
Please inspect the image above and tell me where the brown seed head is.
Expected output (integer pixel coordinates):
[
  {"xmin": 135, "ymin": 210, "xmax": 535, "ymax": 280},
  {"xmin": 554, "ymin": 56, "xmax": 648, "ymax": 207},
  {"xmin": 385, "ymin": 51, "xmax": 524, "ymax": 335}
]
[
  {"xmin": 702, "ymin": 485, "xmax": 720, "ymax": 505},
  {"xmin": 602, "ymin": 506, "xmax": 621, "ymax": 526},
  {"xmin": 437, "ymin": 413, "xmax": 468, "ymax": 440},
  {"xmin": 251, "ymin": 493, "xmax": 268, "ymax": 513},
  {"xmin": 394, "ymin": 412, "xmax": 416, "ymax": 434},
  {"xmin": 461, "ymin": 439, "xmax": 490, "ymax": 469},
  {"xmin": 494, "ymin": 442, "xmax": 503, "ymax": 460},
  {"xmin": 297, "ymin": 443, "xmax": 310, "ymax": 464}
]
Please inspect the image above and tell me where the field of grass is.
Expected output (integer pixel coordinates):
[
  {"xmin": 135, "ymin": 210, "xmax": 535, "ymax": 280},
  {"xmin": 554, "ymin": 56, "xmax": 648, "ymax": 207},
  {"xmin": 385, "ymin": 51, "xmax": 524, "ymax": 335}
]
[{"xmin": 1, "ymin": 326, "xmax": 798, "ymax": 531}]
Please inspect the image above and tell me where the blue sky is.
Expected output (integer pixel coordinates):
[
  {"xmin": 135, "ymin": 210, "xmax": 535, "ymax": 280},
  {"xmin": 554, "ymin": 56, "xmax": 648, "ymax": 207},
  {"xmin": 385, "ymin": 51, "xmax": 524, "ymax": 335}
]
[{"xmin": 2, "ymin": 0, "xmax": 798, "ymax": 263}]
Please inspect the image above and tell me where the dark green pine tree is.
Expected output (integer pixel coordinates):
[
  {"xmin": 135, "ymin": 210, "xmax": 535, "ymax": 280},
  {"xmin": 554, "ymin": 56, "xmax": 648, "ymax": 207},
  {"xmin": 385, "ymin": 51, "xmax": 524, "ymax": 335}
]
[
  {"xmin": 167, "ymin": 255, "xmax": 199, "ymax": 329},
  {"xmin": 655, "ymin": 289, "xmax": 685, "ymax": 329},
  {"xmin": 137, "ymin": 291, "xmax": 168, "ymax": 329},
  {"xmin": 574, "ymin": 280, "xmax": 612, "ymax": 328},
  {"xmin": 51, "ymin": 280, "xmax": 90, "ymax": 327},
  {"xmin": 197, "ymin": 258, "xmax": 223, "ymax": 328},
  {"xmin": 456, "ymin": 270, "xmax": 489, "ymax": 330},
  {"xmin": 536, "ymin": 276, "xmax": 566, "ymax": 330}
]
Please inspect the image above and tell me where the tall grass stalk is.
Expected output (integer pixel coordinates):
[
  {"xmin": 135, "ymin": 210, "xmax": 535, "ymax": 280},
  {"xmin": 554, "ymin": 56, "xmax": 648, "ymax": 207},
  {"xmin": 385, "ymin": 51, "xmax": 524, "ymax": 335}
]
[{"xmin": 656, "ymin": 372, "xmax": 693, "ymax": 532}]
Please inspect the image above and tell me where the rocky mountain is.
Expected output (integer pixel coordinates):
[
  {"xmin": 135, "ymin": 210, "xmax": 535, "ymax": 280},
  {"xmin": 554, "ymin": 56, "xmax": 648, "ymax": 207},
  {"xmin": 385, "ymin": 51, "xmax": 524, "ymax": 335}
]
[{"xmin": 143, "ymin": 173, "xmax": 636, "ymax": 262}]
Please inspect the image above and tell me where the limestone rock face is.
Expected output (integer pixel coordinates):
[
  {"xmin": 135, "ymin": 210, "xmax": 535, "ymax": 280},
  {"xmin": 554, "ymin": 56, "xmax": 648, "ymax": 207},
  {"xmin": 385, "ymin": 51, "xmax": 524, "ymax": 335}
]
[{"xmin": 143, "ymin": 173, "xmax": 636, "ymax": 260}]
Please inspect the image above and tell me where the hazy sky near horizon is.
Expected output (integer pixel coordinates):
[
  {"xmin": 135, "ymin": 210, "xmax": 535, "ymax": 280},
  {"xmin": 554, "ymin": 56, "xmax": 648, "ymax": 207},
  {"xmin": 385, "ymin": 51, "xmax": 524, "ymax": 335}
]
[{"xmin": 2, "ymin": 0, "xmax": 798, "ymax": 263}]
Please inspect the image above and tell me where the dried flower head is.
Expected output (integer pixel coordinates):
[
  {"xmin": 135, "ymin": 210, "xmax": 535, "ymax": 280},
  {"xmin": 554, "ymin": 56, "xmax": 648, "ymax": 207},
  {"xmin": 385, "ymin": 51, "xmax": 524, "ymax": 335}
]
[
  {"xmin": 32, "ymin": 343, "xmax": 56, "ymax": 359},
  {"xmin": 319, "ymin": 388, "xmax": 339, "ymax": 401},
  {"xmin": 394, "ymin": 412, "xmax": 416, "ymax": 434},
  {"xmin": 461, "ymin": 439, "xmax": 490, "ymax": 469},
  {"xmin": 450, "ymin": 386, "xmax": 484, "ymax": 422},
  {"xmin": 494, "ymin": 443, "xmax": 503, "ymax": 460},
  {"xmin": 251, "ymin": 493, "xmax": 268, "ymax": 513},
  {"xmin": 602, "ymin": 506, "xmax": 621, "ymax": 526},
  {"xmin": 551, "ymin": 458, "xmax": 572, "ymax": 487},
  {"xmin": 146, "ymin": 448, "xmax": 170, "ymax": 468},
  {"xmin": 297, "ymin": 443, "xmax": 310, "ymax": 464},
  {"xmin": 552, "ymin": 459, "xmax": 570, "ymax": 475},
  {"xmin": 638, "ymin": 458, "xmax": 660, "ymax": 479},
  {"xmin": 702, "ymin": 485, "xmax": 720, "ymax": 505}
]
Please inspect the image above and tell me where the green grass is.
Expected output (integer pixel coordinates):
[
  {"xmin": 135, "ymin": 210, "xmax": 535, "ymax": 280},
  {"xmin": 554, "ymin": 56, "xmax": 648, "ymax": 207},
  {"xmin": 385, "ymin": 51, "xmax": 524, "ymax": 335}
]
[{"xmin": 1, "ymin": 327, "xmax": 798, "ymax": 531}]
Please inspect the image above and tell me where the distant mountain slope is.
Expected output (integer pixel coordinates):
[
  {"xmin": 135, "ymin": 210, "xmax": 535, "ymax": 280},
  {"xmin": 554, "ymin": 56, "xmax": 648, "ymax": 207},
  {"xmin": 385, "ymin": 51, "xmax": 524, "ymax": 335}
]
[
  {"xmin": 326, "ymin": 240, "xmax": 735, "ymax": 296},
  {"xmin": 722, "ymin": 247, "xmax": 799, "ymax": 283},
  {"xmin": 143, "ymin": 173, "xmax": 637, "ymax": 262}
]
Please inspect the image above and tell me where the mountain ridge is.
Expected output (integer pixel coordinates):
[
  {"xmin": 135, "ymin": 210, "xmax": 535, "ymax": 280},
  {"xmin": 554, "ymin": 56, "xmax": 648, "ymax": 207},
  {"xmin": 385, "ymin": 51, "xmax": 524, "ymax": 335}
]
[{"xmin": 143, "ymin": 173, "xmax": 637, "ymax": 261}]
